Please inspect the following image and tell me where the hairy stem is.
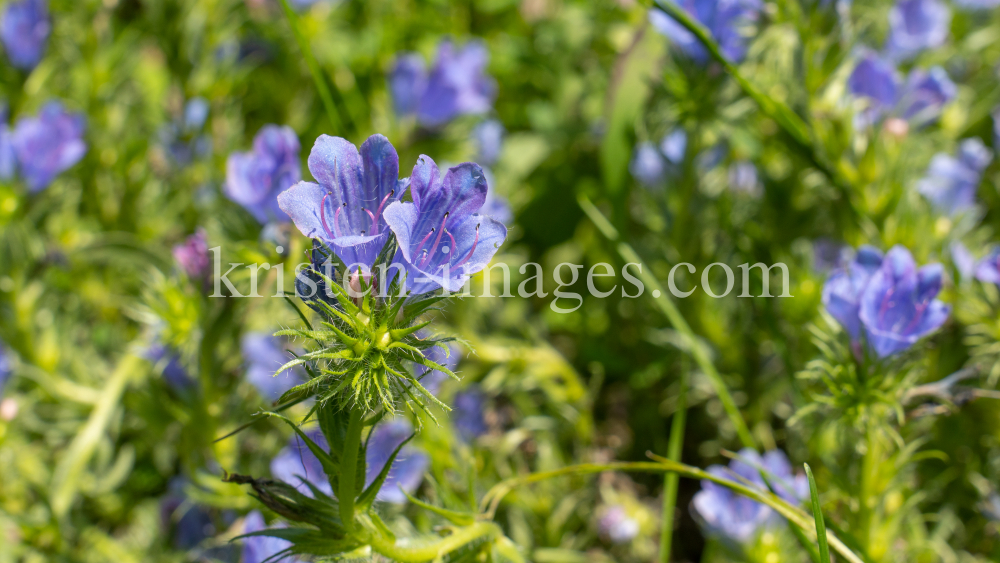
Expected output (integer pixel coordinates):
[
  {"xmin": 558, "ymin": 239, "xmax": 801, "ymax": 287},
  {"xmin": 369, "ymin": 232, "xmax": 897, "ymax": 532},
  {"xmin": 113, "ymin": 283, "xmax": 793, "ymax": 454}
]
[{"xmin": 367, "ymin": 521, "xmax": 501, "ymax": 562}]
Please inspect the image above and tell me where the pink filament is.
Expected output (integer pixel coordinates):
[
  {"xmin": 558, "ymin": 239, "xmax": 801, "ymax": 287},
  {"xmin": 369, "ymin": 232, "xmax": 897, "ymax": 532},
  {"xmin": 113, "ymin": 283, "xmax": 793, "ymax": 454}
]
[
  {"xmin": 333, "ymin": 204, "xmax": 346, "ymax": 238},
  {"xmin": 419, "ymin": 213, "xmax": 450, "ymax": 269},
  {"xmin": 319, "ymin": 193, "xmax": 334, "ymax": 239},
  {"xmin": 454, "ymin": 224, "xmax": 480, "ymax": 269},
  {"xmin": 371, "ymin": 190, "xmax": 395, "ymax": 231}
]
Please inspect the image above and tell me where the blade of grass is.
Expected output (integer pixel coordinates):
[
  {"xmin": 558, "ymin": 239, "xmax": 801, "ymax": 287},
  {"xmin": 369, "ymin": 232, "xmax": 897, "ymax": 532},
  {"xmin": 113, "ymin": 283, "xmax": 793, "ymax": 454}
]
[
  {"xmin": 659, "ymin": 359, "xmax": 688, "ymax": 562},
  {"xmin": 578, "ymin": 194, "xmax": 755, "ymax": 448},
  {"xmin": 277, "ymin": 0, "xmax": 348, "ymax": 133},
  {"xmin": 806, "ymin": 463, "xmax": 832, "ymax": 563}
]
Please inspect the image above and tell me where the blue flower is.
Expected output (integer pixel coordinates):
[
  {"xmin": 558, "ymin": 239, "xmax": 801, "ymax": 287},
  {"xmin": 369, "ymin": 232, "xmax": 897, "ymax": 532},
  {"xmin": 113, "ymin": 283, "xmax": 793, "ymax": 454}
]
[
  {"xmin": 813, "ymin": 239, "xmax": 850, "ymax": 273},
  {"xmin": 692, "ymin": 449, "xmax": 807, "ymax": 543},
  {"xmin": 11, "ymin": 101, "xmax": 86, "ymax": 192},
  {"xmin": 225, "ymin": 125, "xmax": 301, "ymax": 224},
  {"xmin": 389, "ymin": 41, "xmax": 497, "ymax": 127},
  {"xmin": 822, "ymin": 245, "xmax": 885, "ymax": 340},
  {"xmin": 413, "ymin": 329, "xmax": 459, "ymax": 396},
  {"xmin": 241, "ymin": 332, "xmax": 304, "ymax": 402},
  {"xmin": 951, "ymin": 241, "xmax": 975, "ymax": 281},
  {"xmin": 597, "ymin": 505, "xmax": 640, "ymax": 544},
  {"xmin": 0, "ymin": 105, "xmax": 15, "ymax": 182},
  {"xmin": 858, "ymin": 245, "xmax": 950, "ymax": 358},
  {"xmin": 630, "ymin": 142, "xmax": 666, "ymax": 187},
  {"xmin": 0, "ymin": 0, "xmax": 49, "ymax": 71},
  {"xmin": 659, "ymin": 129, "xmax": 688, "ymax": 164},
  {"xmin": 974, "ymin": 247, "xmax": 1000, "ymax": 286},
  {"xmin": 993, "ymin": 107, "xmax": 999, "ymax": 152},
  {"xmin": 278, "ymin": 134, "xmax": 408, "ymax": 270},
  {"xmin": 848, "ymin": 52, "xmax": 900, "ymax": 121},
  {"xmin": 886, "ymin": 0, "xmax": 950, "ymax": 61},
  {"xmin": 145, "ymin": 342, "xmax": 195, "ymax": 392},
  {"xmin": 649, "ymin": 0, "xmax": 763, "ymax": 64},
  {"xmin": 473, "ymin": 119, "xmax": 504, "ymax": 166},
  {"xmin": 849, "ymin": 55, "xmax": 955, "ymax": 128},
  {"xmin": 453, "ymin": 387, "xmax": 488, "ymax": 441},
  {"xmin": 173, "ymin": 229, "xmax": 210, "ymax": 281},
  {"xmin": 241, "ymin": 510, "xmax": 302, "ymax": 563},
  {"xmin": 898, "ymin": 66, "xmax": 956, "ymax": 124},
  {"xmin": 916, "ymin": 138, "xmax": 993, "ymax": 215},
  {"xmin": 0, "ymin": 341, "xmax": 11, "ymax": 398},
  {"xmin": 382, "ymin": 156, "xmax": 508, "ymax": 294},
  {"xmin": 160, "ymin": 97, "xmax": 212, "ymax": 167}
]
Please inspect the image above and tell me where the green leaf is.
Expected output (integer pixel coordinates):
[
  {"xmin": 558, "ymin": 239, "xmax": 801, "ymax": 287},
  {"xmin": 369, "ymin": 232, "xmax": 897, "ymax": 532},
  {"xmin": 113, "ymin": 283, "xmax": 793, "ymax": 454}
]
[
  {"xmin": 356, "ymin": 430, "xmax": 416, "ymax": 511},
  {"xmin": 806, "ymin": 463, "xmax": 831, "ymax": 563},
  {"xmin": 400, "ymin": 488, "xmax": 476, "ymax": 526}
]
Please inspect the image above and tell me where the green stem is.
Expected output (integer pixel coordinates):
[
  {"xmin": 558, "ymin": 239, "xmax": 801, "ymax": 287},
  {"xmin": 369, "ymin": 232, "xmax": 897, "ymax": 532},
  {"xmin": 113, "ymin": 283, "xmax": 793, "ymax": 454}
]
[
  {"xmin": 578, "ymin": 194, "xmax": 756, "ymax": 449},
  {"xmin": 859, "ymin": 424, "xmax": 881, "ymax": 554},
  {"xmin": 659, "ymin": 360, "xmax": 688, "ymax": 563},
  {"xmin": 339, "ymin": 406, "xmax": 364, "ymax": 531},
  {"xmin": 482, "ymin": 460, "xmax": 864, "ymax": 563},
  {"xmin": 277, "ymin": 0, "xmax": 347, "ymax": 132},
  {"xmin": 367, "ymin": 521, "xmax": 501, "ymax": 562}
]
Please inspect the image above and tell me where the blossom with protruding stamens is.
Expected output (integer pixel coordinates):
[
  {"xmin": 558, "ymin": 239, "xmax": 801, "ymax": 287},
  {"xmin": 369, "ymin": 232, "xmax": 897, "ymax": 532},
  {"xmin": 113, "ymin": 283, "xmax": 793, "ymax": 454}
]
[
  {"xmin": 278, "ymin": 134, "xmax": 409, "ymax": 270},
  {"xmin": 225, "ymin": 125, "xmax": 301, "ymax": 224},
  {"xmin": 382, "ymin": 156, "xmax": 508, "ymax": 294}
]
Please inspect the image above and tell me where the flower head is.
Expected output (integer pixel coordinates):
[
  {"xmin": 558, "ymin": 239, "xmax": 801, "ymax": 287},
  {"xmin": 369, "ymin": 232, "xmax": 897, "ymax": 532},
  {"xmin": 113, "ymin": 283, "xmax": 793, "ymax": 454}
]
[
  {"xmin": 898, "ymin": 67, "xmax": 956, "ymax": 124},
  {"xmin": 849, "ymin": 53, "xmax": 900, "ymax": 117},
  {"xmin": 974, "ymin": 247, "xmax": 1000, "ymax": 285},
  {"xmin": 916, "ymin": 138, "xmax": 993, "ymax": 215},
  {"xmin": 728, "ymin": 160, "xmax": 760, "ymax": 196},
  {"xmin": 649, "ymin": 0, "xmax": 763, "ymax": 64},
  {"xmin": 858, "ymin": 246, "xmax": 950, "ymax": 358},
  {"xmin": 173, "ymin": 229, "xmax": 210, "ymax": 281},
  {"xmin": 1, "ymin": 0, "xmax": 49, "ymax": 71},
  {"xmin": 692, "ymin": 449, "xmax": 807, "ymax": 543},
  {"xmin": 242, "ymin": 332, "xmax": 304, "ymax": 402},
  {"xmin": 383, "ymin": 156, "xmax": 508, "ymax": 294},
  {"xmin": 453, "ymin": 387, "xmax": 488, "ymax": 441},
  {"xmin": 630, "ymin": 142, "xmax": 666, "ymax": 187},
  {"xmin": 242, "ymin": 511, "xmax": 302, "ymax": 563},
  {"xmin": 473, "ymin": 119, "xmax": 505, "ymax": 166},
  {"xmin": 225, "ymin": 125, "xmax": 301, "ymax": 224},
  {"xmin": 11, "ymin": 101, "xmax": 86, "ymax": 192},
  {"xmin": 822, "ymin": 245, "xmax": 885, "ymax": 340},
  {"xmin": 389, "ymin": 41, "xmax": 496, "ymax": 127},
  {"xmin": 597, "ymin": 505, "xmax": 640, "ymax": 544},
  {"xmin": 278, "ymin": 134, "xmax": 408, "ymax": 270},
  {"xmin": 886, "ymin": 0, "xmax": 950, "ymax": 61}
]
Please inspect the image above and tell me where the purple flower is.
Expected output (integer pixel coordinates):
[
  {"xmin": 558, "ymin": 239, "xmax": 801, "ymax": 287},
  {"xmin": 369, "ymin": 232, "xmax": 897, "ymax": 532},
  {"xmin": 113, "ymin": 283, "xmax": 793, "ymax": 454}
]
[
  {"xmin": 858, "ymin": 246, "xmax": 950, "ymax": 358},
  {"xmin": 916, "ymin": 138, "xmax": 993, "ymax": 215},
  {"xmin": 242, "ymin": 332, "xmax": 304, "ymax": 401},
  {"xmin": 692, "ymin": 449, "xmax": 808, "ymax": 543},
  {"xmin": 390, "ymin": 41, "xmax": 497, "ymax": 127},
  {"xmin": 413, "ymin": 329, "xmax": 459, "ymax": 396},
  {"xmin": 974, "ymin": 247, "xmax": 1000, "ymax": 285},
  {"xmin": 11, "ymin": 101, "xmax": 86, "ymax": 192},
  {"xmin": 848, "ymin": 52, "xmax": 900, "ymax": 120},
  {"xmin": 648, "ymin": 0, "xmax": 764, "ymax": 64},
  {"xmin": 813, "ymin": 239, "xmax": 850, "ymax": 273},
  {"xmin": 145, "ymin": 343, "xmax": 194, "ymax": 391},
  {"xmin": 886, "ymin": 0, "xmax": 950, "ymax": 61},
  {"xmin": 659, "ymin": 129, "xmax": 687, "ymax": 164},
  {"xmin": 630, "ymin": 142, "xmax": 665, "ymax": 187},
  {"xmin": 473, "ymin": 119, "xmax": 504, "ymax": 166},
  {"xmin": 1, "ymin": 0, "xmax": 49, "ymax": 71},
  {"xmin": 365, "ymin": 419, "xmax": 429, "ymax": 504},
  {"xmin": 278, "ymin": 134, "xmax": 408, "ymax": 270},
  {"xmin": 242, "ymin": 511, "xmax": 302, "ymax": 563},
  {"xmin": 0, "ymin": 341, "xmax": 11, "ymax": 398},
  {"xmin": 225, "ymin": 125, "xmax": 301, "ymax": 224},
  {"xmin": 173, "ymin": 229, "xmax": 210, "ymax": 281},
  {"xmin": 898, "ymin": 67, "xmax": 955, "ymax": 124},
  {"xmin": 383, "ymin": 156, "xmax": 508, "ymax": 294},
  {"xmin": 270, "ymin": 428, "xmax": 331, "ymax": 496},
  {"xmin": 822, "ymin": 245, "xmax": 885, "ymax": 340},
  {"xmin": 453, "ymin": 387, "xmax": 488, "ymax": 441},
  {"xmin": 597, "ymin": 505, "xmax": 640, "ymax": 544},
  {"xmin": 728, "ymin": 160, "xmax": 760, "ymax": 196},
  {"xmin": 951, "ymin": 241, "xmax": 975, "ymax": 281}
]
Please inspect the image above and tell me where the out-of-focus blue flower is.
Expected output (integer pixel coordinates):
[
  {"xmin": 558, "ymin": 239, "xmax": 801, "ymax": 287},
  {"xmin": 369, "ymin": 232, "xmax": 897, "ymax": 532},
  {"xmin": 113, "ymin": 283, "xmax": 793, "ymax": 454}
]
[
  {"xmin": 916, "ymin": 138, "xmax": 993, "ymax": 215},
  {"xmin": 898, "ymin": 67, "xmax": 956, "ymax": 124},
  {"xmin": 659, "ymin": 129, "xmax": 687, "ymax": 164},
  {"xmin": 453, "ymin": 387, "xmax": 488, "ymax": 441},
  {"xmin": 184, "ymin": 97, "xmax": 210, "ymax": 132},
  {"xmin": 630, "ymin": 142, "xmax": 665, "ymax": 187},
  {"xmin": 0, "ymin": 0, "xmax": 49, "ymax": 71},
  {"xmin": 885, "ymin": 0, "xmax": 950, "ymax": 61},
  {"xmin": 848, "ymin": 52, "xmax": 900, "ymax": 121},
  {"xmin": 0, "ymin": 105, "xmax": 15, "ymax": 181},
  {"xmin": 145, "ymin": 341, "xmax": 194, "ymax": 391},
  {"xmin": 974, "ymin": 247, "xmax": 1000, "ymax": 285},
  {"xmin": 0, "ymin": 341, "xmax": 12, "ymax": 398},
  {"xmin": 225, "ymin": 125, "xmax": 301, "ymax": 224},
  {"xmin": 982, "ymin": 494, "xmax": 1000, "ymax": 521},
  {"xmin": 951, "ymin": 241, "xmax": 975, "ymax": 281},
  {"xmin": 11, "ymin": 101, "xmax": 86, "ymax": 192},
  {"xmin": 364, "ymin": 419, "xmax": 429, "ymax": 504},
  {"xmin": 858, "ymin": 246, "xmax": 950, "ymax": 358},
  {"xmin": 728, "ymin": 160, "xmax": 760, "ymax": 196},
  {"xmin": 383, "ymin": 156, "xmax": 508, "ymax": 294},
  {"xmin": 822, "ymin": 245, "xmax": 885, "ymax": 340},
  {"xmin": 160, "ymin": 97, "xmax": 212, "ymax": 167},
  {"xmin": 173, "ymin": 229, "xmax": 210, "ymax": 281},
  {"xmin": 270, "ymin": 428, "xmax": 331, "ymax": 496},
  {"xmin": 241, "ymin": 510, "xmax": 302, "ymax": 563},
  {"xmin": 161, "ymin": 479, "xmax": 215, "ymax": 550},
  {"xmin": 390, "ymin": 41, "xmax": 497, "ymax": 127},
  {"xmin": 241, "ymin": 332, "xmax": 304, "ymax": 402},
  {"xmin": 648, "ymin": 0, "xmax": 763, "ymax": 64},
  {"xmin": 473, "ymin": 119, "xmax": 504, "ymax": 166},
  {"xmin": 692, "ymin": 449, "xmax": 808, "ymax": 543},
  {"xmin": 289, "ymin": 0, "xmax": 335, "ymax": 9},
  {"xmin": 413, "ymin": 329, "xmax": 459, "ymax": 396},
  {"xmin": 597, "ymin": 505, "xmax": 640, "ymax": 544},
  {"xmin": 813, "ymin": 239, "xmax": 850, "ymax": 273},
  {"xmin": 278, "ymin": 134, "xmax": 407, "ymax": 270}
]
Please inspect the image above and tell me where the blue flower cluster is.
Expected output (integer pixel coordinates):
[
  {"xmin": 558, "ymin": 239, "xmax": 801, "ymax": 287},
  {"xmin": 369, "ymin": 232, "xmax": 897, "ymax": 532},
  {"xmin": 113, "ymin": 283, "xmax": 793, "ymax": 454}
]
[{"xmin": 0, "ymin": 101, "xmax": 86, "ymax": 192}]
